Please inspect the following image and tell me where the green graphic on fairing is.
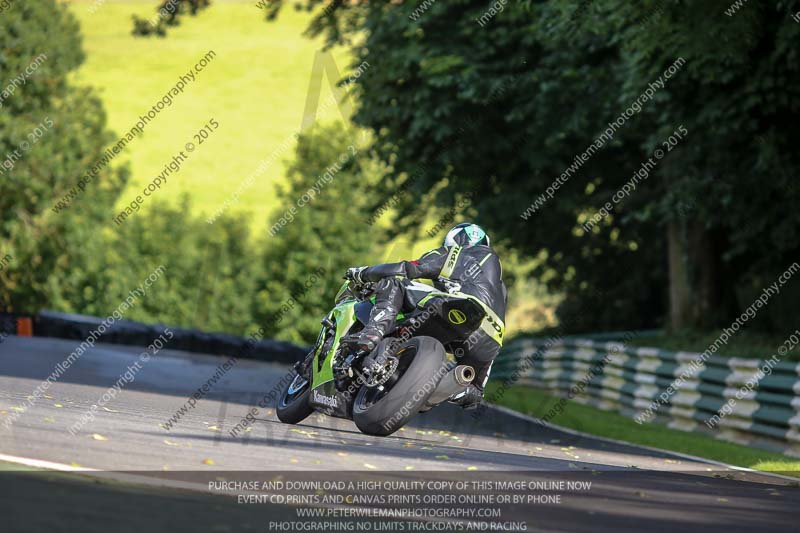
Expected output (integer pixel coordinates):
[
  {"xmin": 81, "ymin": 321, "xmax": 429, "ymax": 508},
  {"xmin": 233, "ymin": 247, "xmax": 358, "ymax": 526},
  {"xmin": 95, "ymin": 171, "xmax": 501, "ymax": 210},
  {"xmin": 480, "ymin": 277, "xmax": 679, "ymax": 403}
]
[
  {"xmin": 311, "ymin": 299, "xmax": 356, "ymax": 388},
  {"xmin": 334, "ymin": 280, "xmax": 350, "ymax": 303}
]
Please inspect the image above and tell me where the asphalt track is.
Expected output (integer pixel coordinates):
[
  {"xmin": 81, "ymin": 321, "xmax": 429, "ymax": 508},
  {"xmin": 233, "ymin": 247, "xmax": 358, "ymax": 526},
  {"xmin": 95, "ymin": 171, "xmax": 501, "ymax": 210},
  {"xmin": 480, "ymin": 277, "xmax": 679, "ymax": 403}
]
[{"xmin": 0, "ymin": 335, "xmax": 798, "ymax": 532}]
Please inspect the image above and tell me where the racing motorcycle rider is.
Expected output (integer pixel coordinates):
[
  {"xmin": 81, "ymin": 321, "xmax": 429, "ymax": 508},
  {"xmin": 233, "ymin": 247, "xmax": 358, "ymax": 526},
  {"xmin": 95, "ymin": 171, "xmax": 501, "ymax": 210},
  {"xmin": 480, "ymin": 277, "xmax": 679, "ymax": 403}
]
[{"xmin": 343, "ymin": 222, "xmax": 507, "ymax": 409}]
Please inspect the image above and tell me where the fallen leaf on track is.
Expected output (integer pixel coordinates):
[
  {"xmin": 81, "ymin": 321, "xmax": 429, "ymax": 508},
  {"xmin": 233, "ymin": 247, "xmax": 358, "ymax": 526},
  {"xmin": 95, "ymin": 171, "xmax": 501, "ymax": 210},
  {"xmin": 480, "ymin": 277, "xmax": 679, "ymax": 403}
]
[
  {"xmin": 202, "ymin": 458, "xmax": 215, "ymax": 465},
  {"xmin": 290, "ymin": 429, "xmax": 318, "ymax": 437}
]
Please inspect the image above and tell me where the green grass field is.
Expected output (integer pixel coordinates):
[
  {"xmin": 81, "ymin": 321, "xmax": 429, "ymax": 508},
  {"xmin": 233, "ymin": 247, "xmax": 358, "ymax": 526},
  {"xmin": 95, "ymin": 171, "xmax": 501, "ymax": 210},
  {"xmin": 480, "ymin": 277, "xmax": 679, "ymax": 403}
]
[
  {"xmin": 69, "ymin": 0, "xmax": 352, "ymax": 230},
  {"xmin": 488, "ymin": 384, "xmax": 800, "ymax": 478}
]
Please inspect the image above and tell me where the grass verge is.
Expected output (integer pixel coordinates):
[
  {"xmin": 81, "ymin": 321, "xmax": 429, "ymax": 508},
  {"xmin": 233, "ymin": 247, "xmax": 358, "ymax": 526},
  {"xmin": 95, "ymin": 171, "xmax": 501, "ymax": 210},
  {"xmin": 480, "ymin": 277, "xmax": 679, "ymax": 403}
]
[
  {"xmin": 487, "ymin": 384, "xmax": 800, "ymax": 478},
  {"xmin": 627, "ymin": 329, "xmax": 799, "ymax": 361}
]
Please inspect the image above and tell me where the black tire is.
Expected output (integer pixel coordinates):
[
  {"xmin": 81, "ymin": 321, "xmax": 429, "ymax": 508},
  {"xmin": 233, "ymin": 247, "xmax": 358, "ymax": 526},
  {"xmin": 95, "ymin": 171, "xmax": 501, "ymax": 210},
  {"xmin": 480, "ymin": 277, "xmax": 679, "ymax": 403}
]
[
  {"xmin": 276, "ymin": 371, "xmax": 314, "ymax": 424},
  {"xmin": 352, "ymin": 336, "xmax": 446, "ymax": 436}
]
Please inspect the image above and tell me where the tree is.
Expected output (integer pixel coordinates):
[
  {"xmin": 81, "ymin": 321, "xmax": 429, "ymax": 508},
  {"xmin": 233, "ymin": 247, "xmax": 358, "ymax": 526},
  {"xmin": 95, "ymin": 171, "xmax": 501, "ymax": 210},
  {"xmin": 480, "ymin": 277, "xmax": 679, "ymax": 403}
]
[
  {"xmin": 0, "ymin": 0, "xmax": 129, "ymax": 312},
  {"xmin": 581, "ymin": 0, "xmax": 800, "ymax": 329},
  {"xmin": 0, "ymin": 1, "xmax": 261, "ymax": 339},
  {"xmin": 265, "ymin": 0, "xmax": 800, "ymax": 334},
  {"xmin": 132, "ymin": 0, "xmax": 212, "ymax": 37},
  {"xmin": 107, "ymin": 198, "xmax": 261, "ymax": 334},
  {"xmin": 254, "ymin": 122, "xmax": 376, "ymax": 344}
]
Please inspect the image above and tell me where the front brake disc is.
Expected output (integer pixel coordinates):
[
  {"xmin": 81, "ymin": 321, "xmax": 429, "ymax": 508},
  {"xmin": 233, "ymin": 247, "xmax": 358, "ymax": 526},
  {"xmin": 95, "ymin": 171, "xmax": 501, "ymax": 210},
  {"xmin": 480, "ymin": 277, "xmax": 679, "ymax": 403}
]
[{"xmin": 364, "ymin": 356, "xmax": 399, "ymax": 388}]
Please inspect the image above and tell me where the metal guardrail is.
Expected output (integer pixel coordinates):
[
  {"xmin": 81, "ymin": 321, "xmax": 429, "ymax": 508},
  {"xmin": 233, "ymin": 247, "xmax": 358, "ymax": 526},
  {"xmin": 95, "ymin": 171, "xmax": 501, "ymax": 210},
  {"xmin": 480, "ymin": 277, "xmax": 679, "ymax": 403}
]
[{"xmin": 493, "ymin": 338, "xmax": 800, "ymax": 457}]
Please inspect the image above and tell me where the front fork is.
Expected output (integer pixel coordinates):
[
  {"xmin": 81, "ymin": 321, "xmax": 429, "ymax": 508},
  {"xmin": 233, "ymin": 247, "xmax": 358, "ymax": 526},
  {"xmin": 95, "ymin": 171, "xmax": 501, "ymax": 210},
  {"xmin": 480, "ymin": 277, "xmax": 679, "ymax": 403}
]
[
  {"xmin": 295, "ymin": 325, "xmax": 327, "ymax": 380},
  {"xmin": 293, "ymin": 352, "xmax": 313, "ymax": 380}
]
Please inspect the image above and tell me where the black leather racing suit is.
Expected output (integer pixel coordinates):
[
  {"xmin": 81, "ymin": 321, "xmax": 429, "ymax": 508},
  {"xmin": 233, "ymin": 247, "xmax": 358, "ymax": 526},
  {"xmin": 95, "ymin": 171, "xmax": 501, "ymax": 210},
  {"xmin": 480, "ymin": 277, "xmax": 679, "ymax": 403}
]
[{"xmin": 358, "ymin": 244, "xmax": 507, "ymax": 389}]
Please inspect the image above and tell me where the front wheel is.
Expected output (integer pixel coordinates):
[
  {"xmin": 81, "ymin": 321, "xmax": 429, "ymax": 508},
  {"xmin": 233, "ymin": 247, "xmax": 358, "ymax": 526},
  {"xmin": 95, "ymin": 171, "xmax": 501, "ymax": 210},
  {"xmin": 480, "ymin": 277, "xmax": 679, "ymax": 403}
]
[
  {"xmin": 276, "ymin": 371, "xmax": 314, "ymax": 424},
  {"xmin": 352, "ymin": 336, "xmax": 446, "ymax": 436}
]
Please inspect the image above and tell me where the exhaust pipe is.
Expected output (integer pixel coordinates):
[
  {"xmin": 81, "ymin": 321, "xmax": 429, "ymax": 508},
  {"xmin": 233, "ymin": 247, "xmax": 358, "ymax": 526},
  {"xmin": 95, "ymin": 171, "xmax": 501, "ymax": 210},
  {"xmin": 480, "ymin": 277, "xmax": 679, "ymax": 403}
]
[{"xmin": 424, "ymin": 365, "xmax": 475, "ymax": 407}]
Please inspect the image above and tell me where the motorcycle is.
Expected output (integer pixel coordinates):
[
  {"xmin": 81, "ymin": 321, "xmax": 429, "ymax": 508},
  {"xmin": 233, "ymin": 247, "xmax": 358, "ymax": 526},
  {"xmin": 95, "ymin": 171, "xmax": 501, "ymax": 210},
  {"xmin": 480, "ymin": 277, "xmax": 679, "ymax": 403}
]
[{"xmin": 276, "ymin": 277, "xmax": 496, "ymax": 436}]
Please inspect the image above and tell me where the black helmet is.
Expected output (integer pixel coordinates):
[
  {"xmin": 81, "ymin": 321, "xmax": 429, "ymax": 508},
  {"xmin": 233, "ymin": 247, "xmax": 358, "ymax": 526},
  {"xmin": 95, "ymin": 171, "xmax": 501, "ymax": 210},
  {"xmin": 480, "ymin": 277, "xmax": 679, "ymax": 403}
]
[{"xmin": 443, "ymin": 223, "xmax": 490, "ymax": 248}]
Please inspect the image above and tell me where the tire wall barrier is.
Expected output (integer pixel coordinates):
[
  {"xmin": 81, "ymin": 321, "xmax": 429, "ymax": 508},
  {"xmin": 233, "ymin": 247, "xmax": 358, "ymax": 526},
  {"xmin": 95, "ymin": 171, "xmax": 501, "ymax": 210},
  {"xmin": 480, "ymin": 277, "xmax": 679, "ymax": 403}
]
[{"xmin": 493, "ymin": 338, "xmax": 800, "ymax": 457}]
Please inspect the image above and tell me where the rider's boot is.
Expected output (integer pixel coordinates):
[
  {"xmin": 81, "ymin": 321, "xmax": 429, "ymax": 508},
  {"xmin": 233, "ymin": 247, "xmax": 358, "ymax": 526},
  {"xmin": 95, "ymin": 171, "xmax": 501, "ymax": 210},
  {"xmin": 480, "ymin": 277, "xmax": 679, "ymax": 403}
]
[
  {"xmin": 449, "ymin": 360, "xmax": 492, "ymax": 409},
  {"xmin": 342, "ymin": 277, "xmax": 404, "ymax": 355},
  {"xmin": 449, "ymin": 383, "xmax": 484, "ymax": 410},
  {"xmin": 342, "ymin": 326, "xmax": 384, "ymax": 354}
]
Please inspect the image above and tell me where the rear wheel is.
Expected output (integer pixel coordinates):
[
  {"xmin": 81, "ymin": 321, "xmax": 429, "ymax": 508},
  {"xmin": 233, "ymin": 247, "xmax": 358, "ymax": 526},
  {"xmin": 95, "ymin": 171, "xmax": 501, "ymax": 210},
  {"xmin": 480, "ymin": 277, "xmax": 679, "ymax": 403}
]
[
  {"xmin": 352, "ymin": 336, "xmax": 446, "ymax": 436},
  {"xmin": 276, "ymin": 371, "xmax": 314, "ymax": 424}
]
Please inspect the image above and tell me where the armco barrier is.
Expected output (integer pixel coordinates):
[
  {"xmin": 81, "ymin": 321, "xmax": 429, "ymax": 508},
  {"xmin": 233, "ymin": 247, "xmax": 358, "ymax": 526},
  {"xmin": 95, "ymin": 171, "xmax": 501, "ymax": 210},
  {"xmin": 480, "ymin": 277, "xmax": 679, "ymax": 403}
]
[{"xmin": 493, "ymin": 338, "xmax": 800, "ymax": 457}]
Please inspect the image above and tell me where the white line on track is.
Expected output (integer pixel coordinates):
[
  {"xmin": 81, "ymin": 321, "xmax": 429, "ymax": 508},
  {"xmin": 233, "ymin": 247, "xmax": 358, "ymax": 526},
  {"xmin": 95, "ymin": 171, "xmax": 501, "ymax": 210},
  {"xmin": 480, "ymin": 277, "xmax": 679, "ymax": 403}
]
[{"xmin": 0, "ymin": 452, "xmax": 212, "ymax": 493}]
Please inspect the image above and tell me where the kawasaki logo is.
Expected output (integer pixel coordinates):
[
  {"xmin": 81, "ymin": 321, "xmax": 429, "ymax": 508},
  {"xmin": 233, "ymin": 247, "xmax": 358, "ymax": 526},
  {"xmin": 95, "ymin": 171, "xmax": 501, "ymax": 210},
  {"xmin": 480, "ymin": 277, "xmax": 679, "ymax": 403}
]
[{"xmin": 312, "ymin": 390, "xmax": 339, "ymax": 408}]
